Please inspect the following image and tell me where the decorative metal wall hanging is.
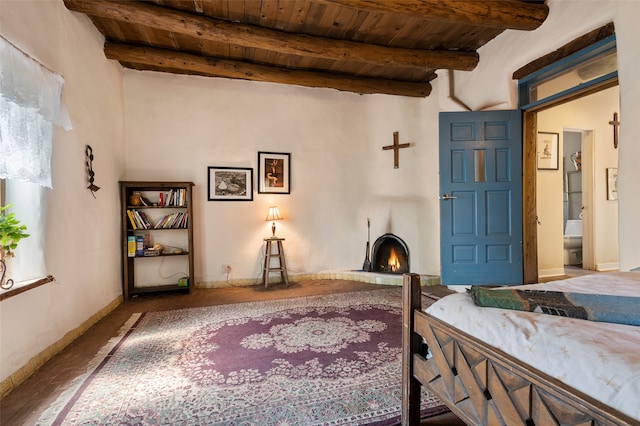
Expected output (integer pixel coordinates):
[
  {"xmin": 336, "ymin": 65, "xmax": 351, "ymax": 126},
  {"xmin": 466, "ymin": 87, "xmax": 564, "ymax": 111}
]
[{"xmin": 86, "ymin": 145, "xmax": 100, "ymax": 197}]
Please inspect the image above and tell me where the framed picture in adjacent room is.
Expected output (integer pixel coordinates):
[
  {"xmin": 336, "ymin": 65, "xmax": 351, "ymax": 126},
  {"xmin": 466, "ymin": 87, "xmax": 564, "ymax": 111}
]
[
  {"xmin": 536, "ymin": 132, "xmax": 559, "ymax": 170},
  {"xmin": 258, "ymin": 151, "xmax": 290, "ymax": 194},
  {"xmin": 208, "ymin": 166, "xmax": 253, "ymax": 201}
]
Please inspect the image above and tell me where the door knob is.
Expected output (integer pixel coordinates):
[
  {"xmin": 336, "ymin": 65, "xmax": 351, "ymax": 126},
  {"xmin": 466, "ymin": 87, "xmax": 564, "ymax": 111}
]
[{"xmin": 440, "ymin": 194, "xmax": 457, "ymax": 200}]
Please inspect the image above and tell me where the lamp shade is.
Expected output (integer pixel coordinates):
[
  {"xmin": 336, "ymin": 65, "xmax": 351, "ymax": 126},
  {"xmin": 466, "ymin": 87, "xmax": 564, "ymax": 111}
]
[
  {"xmin": 266, "ymin": 206, "xmax": 283, "ymax": 237},
  {"xmin": 265, "ymin": 206, "xmax": 283, "ymax": 222}
]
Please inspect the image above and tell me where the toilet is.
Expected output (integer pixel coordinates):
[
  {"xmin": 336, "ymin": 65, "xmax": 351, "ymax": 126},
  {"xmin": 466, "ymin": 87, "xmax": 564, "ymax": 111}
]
[{"xmin": 563, "ymin": 219, "xmax": 582, "ymax": 265}]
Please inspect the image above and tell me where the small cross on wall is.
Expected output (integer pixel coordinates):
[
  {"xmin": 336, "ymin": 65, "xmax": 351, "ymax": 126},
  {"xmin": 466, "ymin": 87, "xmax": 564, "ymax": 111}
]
[
  {"xmin": 382, "ymin": 131, "xmax": 412, "ymax": 169},
  {"xmin": 609, "ymin": 112, "xmax": 620, "ymax": 149}
]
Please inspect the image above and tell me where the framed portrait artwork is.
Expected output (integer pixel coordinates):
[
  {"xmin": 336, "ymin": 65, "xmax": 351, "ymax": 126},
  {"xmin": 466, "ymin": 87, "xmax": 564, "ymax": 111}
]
[
  {"xmin": 207, "ymin": 166, "xmax": 253, "ymax": 201},
  {"xmin": 536, "ymin": 132, "xmax": 559, "ymax": 170},
  {"xmin": 258, "ymin": 152, "xmax": 290, "ymax": 194}
]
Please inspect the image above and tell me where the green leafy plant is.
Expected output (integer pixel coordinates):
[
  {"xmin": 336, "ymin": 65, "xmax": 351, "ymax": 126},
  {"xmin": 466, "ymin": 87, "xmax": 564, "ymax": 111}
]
[{"xmin": 0, "ymin": 204, "xmax": 29, "ymax": 258}]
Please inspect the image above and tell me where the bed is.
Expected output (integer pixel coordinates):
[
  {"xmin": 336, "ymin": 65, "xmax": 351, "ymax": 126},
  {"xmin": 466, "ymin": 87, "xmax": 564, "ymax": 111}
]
[{"xmin": 401, "ymin": 272, "xmax": 640, "ymax": 425}]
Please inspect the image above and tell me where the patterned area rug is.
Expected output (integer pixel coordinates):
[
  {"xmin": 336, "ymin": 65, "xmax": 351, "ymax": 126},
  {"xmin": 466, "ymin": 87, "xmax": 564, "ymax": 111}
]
[{"xmin": 38, "ymin": 288, "xmax": 448, "ymax": 425}]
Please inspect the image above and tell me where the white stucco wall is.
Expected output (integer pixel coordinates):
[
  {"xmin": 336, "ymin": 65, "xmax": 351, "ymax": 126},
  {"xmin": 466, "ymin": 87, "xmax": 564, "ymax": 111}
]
[
  {"xmin": 3, "ymin": 0, "xmax": 640, "ymax": 391},
  {"xmin": 123, "ymin": 73, "xmax": 442, "ymax": 283},
  {"xmin": 0, "ymin": 0, "xmax": 125, "ymax": 383},
  {"xmin": 450, "ymin": 0, "xmax": 640, "ymax": 271}
]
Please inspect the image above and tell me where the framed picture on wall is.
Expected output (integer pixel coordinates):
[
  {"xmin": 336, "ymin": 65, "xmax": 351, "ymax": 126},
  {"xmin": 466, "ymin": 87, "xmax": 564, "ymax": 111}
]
[
  {"xmin": 607, "ymin": 167, "xmax": 618, "ymax": 200},
  {"xmin": 207, "ymin": 166, "xmax": 253, "ymax": 201},
  {"xmin": 536, "ymin": 132, "xmax": 559, "ymax": 170},
  {"xmin": 258, "ymin": 152, "xmax": 291, "ymax": 194}
]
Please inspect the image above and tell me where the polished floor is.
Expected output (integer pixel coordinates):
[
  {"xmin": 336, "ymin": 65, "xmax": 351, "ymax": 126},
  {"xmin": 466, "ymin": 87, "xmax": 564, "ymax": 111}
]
[{"xmin": 1, "ymin": 280, "xmax": 464, "ymax": 425}]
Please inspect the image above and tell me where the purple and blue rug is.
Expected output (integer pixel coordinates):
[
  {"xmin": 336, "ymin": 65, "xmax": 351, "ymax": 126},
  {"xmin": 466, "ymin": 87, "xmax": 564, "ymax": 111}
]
[{"xmin": 38, "ymin": 288, "xmax": 447, "ymax": 425}]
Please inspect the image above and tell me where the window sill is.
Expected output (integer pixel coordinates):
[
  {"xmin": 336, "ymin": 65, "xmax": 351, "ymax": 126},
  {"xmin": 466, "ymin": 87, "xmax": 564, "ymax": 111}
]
[{"xmin": 0, "ymin": 275, "xmax": 55, "ymax": 301}]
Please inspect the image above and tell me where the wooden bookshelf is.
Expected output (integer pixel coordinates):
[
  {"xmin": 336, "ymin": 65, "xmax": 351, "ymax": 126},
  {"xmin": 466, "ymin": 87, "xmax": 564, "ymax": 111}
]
[{"xmin": 119, "ymin": 181, "xmax": 194, "ymax": 299}]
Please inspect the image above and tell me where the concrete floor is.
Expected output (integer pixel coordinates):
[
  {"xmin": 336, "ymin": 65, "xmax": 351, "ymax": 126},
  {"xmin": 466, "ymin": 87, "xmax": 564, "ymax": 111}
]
[{"xmin": 1, "ymin": 279, "xmax": 464, "ymax": 425}]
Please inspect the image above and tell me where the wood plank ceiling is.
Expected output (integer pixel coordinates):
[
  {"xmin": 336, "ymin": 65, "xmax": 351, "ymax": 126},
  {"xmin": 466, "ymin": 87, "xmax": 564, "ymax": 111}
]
[{"xmin": 64, "ymin": 0, "xmax": 549, "ymax": 97}]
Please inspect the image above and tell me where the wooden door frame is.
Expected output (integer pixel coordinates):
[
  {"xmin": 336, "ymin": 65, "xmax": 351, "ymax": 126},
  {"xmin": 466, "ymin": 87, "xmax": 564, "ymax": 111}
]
[
  {"xmin": 522, "ymin": 111, "xmax": 538, "ymax": 283},
  {"xmin": 517, "ymin": 23, "xmax": 618, "ymax": 284}
]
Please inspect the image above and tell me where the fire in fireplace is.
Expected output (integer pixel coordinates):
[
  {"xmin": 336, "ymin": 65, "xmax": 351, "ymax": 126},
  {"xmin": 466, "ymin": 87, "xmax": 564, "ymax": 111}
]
[{"xmin": 370, "ymin": 233, "xmax": 410, "ymax": 274}]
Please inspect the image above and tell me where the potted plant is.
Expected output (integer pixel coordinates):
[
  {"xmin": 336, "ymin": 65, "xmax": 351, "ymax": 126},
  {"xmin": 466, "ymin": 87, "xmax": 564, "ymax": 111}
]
[
  {"xmin": 1, "ymin": 204, "xmax": 29, "ymax": 289},
  {"xmin": 0, "ymin": 204, "xmax": 29, "ymax": 259}
]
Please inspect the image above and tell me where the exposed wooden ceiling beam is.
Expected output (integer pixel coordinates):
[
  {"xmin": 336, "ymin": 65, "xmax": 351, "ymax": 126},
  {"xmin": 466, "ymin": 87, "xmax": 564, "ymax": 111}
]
[
  {"xmin": 513, "ymin": 23, "xmax": 616, "ymax": 79},
  {"xmin": 104, "ymin": 43, "xmax": 433, "ymax": 97},
  {"xmin": 321, "ymin": 0, "xmax": 549, "ymax": 31},
  {"xmin": 64, "ymin": 0, "xmax": 478, "ymax": 71}
]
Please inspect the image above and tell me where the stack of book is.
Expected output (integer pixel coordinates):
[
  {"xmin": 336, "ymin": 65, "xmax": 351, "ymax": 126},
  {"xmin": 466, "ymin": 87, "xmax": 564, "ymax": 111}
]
[
  {"xmin": 158, "ymin": 188, "xmax": 188, "ymax": 207},
  {"xmin": 126, "ymin": 209, "xmax": 153, "ymax": 229},
  {"xmin": 154, "ymin": 212, "xmax": 188, "ymax": 229},
  {"xmin": 127, "ymin": 235, "xmax": 151, "ymax": 257}
]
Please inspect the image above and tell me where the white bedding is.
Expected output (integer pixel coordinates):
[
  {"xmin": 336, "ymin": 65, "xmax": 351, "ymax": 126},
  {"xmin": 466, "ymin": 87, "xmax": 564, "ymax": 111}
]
[{"xmin": 425, "ymin": 272, "xmax": 640, "ymax": 420}]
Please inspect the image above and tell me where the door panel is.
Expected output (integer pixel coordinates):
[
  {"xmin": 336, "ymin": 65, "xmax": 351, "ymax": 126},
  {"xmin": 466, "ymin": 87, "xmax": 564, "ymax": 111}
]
[{"xmin": 440, "ymin": 111, "xmax": 523, "ymax": 285}]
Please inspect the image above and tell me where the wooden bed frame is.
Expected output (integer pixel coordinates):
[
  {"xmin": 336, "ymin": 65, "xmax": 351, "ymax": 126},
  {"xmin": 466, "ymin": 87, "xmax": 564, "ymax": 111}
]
[{"xmin": 400, "ymin": 274, "xmax": 636, "ymax": 426}]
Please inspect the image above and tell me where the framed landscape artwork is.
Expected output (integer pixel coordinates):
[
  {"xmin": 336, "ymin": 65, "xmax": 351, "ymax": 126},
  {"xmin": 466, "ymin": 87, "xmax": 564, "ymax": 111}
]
[
  {"xmin": 258, "ymin": 152, "xmax": 290, "ymax": 194},
  {"xmin": 208, "ymin": 166, "xmax": 253, "ymax": 201},
  {"xmin": 536, "ymin": 132, "xmax": 559, "ymax": 170}
]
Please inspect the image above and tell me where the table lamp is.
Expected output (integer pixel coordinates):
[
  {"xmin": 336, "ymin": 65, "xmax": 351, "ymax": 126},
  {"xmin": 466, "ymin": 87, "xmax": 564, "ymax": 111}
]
[{"xmin": 266, "ymin": 206, "xmax": 283, "ymax": 237}]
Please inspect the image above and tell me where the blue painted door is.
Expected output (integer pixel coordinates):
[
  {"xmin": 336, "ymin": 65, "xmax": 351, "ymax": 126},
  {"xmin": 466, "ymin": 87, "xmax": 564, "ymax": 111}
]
[{"xmin": 439, "ymin": 111, "xmax": 523, "ymax": 285}]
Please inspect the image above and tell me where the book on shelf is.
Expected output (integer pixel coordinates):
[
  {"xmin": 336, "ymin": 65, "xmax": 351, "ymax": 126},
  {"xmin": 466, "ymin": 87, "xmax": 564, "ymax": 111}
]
[
  {"xmin": 138, "ymin": 210, "xmax": 153, "ymax": 229},
  {"xmin": 178, "ymin": 212, "xmax": 187, "ymax": 228},
  {"xmin": 126, "ymin": 210, "xmax": 138, "ymax": 229},
  {"xmin": 127, "ymin": 236, "xmax": 136, "ymax": 257},
  {"xmin": 135, "ymin": 236, "xmax": 144, "ymax": 256}
]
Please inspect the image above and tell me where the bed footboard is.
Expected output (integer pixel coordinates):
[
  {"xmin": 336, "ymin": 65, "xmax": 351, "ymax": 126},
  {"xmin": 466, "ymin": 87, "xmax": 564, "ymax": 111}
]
[{"xmin": 401, "ymin": 273, "xmax": 635, "ymax": 426}]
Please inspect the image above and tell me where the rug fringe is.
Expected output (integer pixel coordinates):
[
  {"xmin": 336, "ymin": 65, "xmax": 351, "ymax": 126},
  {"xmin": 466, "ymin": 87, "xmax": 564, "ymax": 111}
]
[{"xmin": 35, "ymin": 313, "xmax": 142, "ymax": 425}]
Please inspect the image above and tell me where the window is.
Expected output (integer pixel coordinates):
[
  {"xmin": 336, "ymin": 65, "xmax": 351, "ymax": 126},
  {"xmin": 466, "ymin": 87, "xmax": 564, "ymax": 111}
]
[
  {"xmin": 518, "ymin": 35, "xmax": 618, "ymax": 110},
  {"xmin": 2, "ymin": 179, "xmax": 47, "ymax": 283},
  {"xmin": 0, "ymin": 36, "xmax": 71, "ymax": 290}
]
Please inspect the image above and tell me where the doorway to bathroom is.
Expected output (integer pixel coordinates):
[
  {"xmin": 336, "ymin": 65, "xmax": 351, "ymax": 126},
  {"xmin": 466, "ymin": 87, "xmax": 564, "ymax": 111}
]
[
  {"xmin": 535, "ymin": 85, "xmax": 620, "ymax": 277},
  {"xmin": 563, "ymin": 130, "xmax": 583, "ymax": 267}
]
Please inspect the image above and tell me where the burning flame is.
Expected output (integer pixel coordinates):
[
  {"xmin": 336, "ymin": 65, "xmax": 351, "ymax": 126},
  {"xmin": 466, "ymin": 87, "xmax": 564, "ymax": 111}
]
[{"xmin": 388, "ymin": 247, "xmax": 400, "ymax": 272}]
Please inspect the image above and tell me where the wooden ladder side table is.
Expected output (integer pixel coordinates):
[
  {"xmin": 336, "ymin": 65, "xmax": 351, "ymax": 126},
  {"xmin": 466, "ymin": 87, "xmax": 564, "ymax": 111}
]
[{"xmin": 263, "ymin": 237, "xmax": 289, "ymax": 288}]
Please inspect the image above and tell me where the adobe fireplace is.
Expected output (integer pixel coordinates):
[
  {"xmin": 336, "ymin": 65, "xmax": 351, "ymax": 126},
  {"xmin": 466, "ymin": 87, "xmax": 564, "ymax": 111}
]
[{"xmin": 370, "ymin": 233, "xmax": 410, "ymax": 274}]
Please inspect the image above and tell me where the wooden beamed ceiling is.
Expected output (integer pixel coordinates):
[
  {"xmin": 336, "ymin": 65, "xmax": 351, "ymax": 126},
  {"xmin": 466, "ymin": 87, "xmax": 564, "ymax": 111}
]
[{"xmin": 64, "ymin": 0, "xmax": 548, "ymax": 97}]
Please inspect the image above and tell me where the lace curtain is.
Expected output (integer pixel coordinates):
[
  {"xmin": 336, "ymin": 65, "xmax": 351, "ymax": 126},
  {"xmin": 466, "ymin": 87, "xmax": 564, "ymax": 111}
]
[{"xmin": 0, "ymin": 36, "xmax": 72, "ymax": 188}]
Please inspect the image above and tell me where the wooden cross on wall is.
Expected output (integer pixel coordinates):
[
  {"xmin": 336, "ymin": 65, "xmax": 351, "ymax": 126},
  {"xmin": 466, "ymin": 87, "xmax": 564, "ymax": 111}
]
[
  {"xmin": 609, "ymin": 112, "xmax": 620, "ymax": 148},
  {"xmin": 382, "ymin": 131, "xmax": 412, "ymax": 169}
]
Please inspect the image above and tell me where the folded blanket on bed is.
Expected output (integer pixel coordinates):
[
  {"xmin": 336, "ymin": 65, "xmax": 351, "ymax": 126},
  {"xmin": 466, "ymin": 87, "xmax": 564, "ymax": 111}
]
[{"xmin": 468, "ymin": 286, "xmax": 640, "ymax": 326}]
